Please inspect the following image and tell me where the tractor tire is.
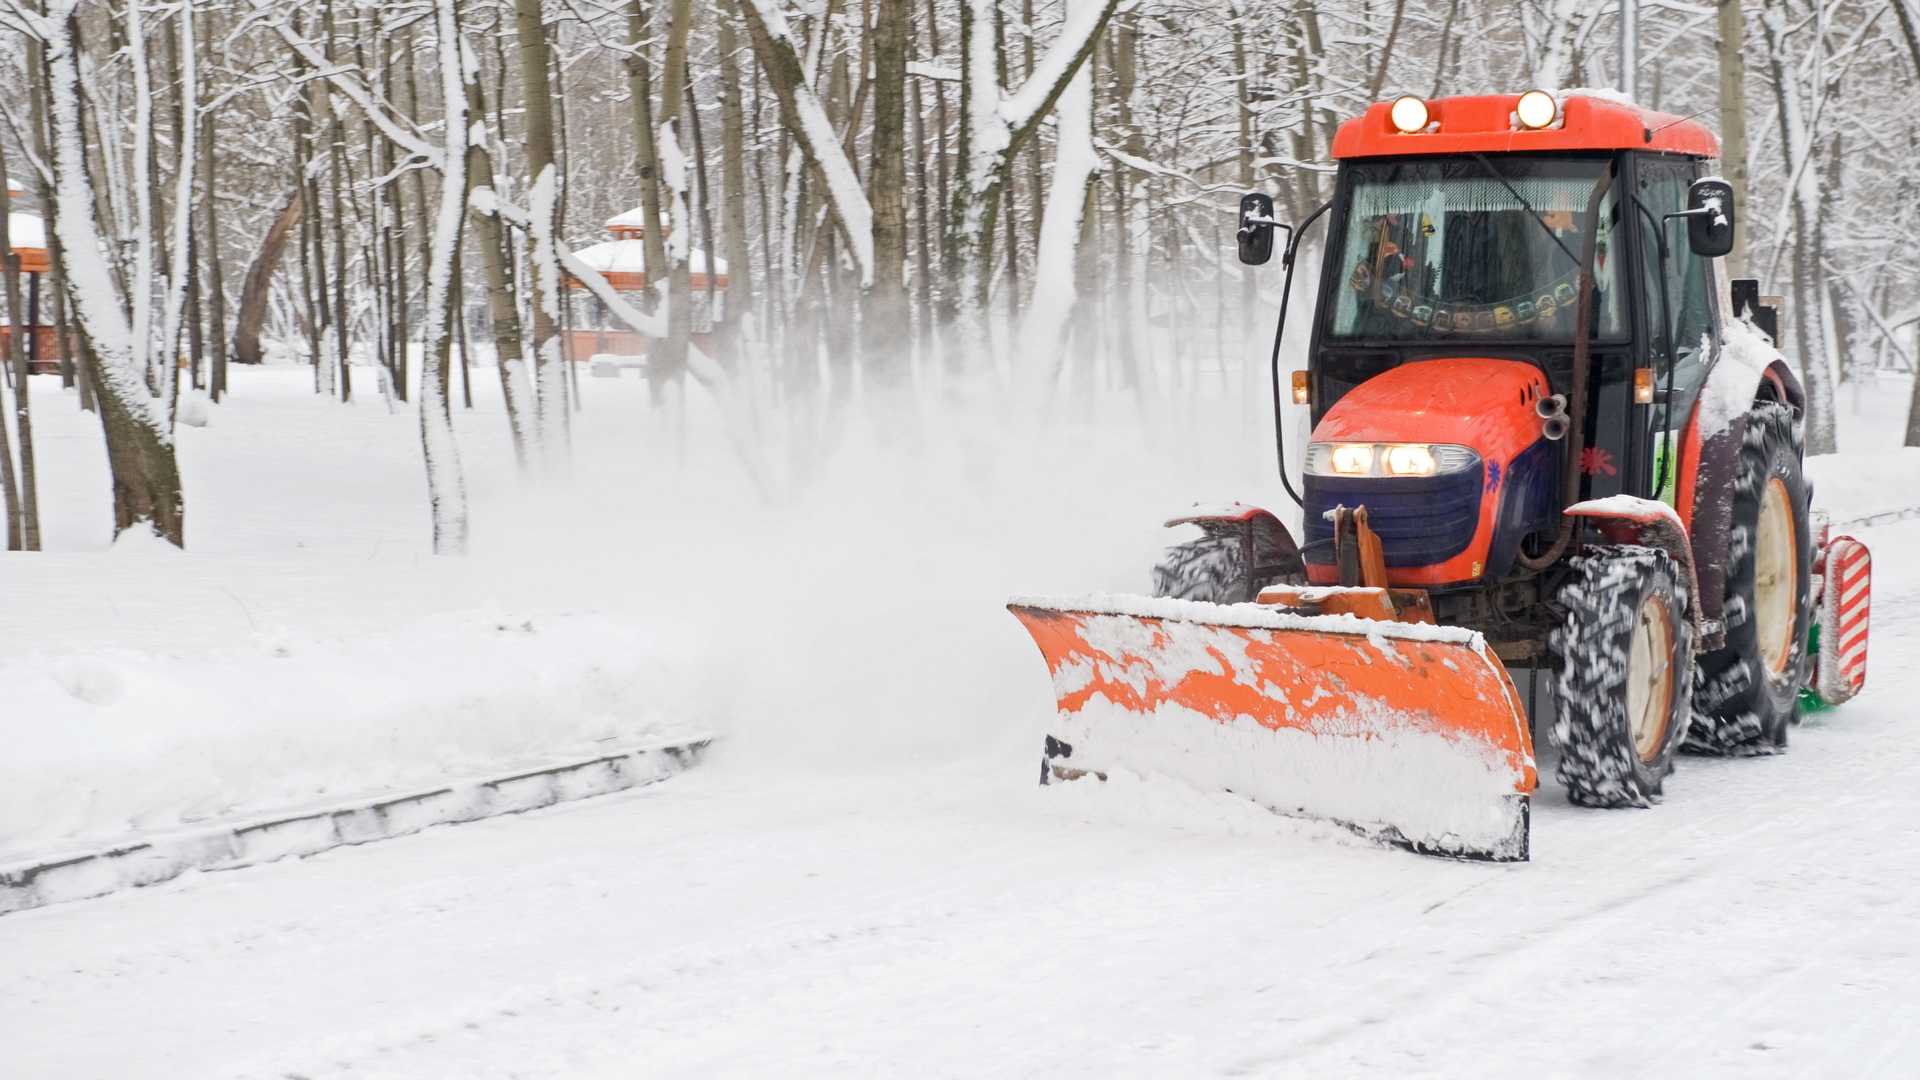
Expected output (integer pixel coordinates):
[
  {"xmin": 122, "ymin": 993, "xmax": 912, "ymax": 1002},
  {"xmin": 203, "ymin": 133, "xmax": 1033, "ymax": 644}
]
[
  {"xmin": 1549, "ymin": 545, "xmax": 1694, "ymax": 808},
  {"xmin": 1152, "ymin": 531, "xmax": 1258, "ymax": 603},
  {"xmin": 1686, "ymin": 401, "xmax": 1812, "ymax": 755}
]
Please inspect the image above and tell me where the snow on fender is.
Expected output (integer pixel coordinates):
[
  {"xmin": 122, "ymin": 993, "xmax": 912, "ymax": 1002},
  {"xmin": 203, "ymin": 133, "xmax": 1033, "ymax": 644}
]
[{"xmin": 1007, "ymin": 593, "xmax": 1537, "ymax": 862}]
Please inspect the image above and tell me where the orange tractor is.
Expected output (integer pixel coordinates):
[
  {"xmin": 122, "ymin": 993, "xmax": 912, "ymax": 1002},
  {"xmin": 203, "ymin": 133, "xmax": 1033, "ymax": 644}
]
[{"xmin": 1010, "ymin": 92, "xmax": 1873, "ymax": 860}]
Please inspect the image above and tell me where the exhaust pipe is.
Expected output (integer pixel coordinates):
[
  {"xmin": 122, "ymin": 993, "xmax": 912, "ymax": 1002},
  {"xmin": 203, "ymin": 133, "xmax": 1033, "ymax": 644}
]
[{"xmin": 1537, "ymin": 394, "xmax": 1569, "ymax": 441}]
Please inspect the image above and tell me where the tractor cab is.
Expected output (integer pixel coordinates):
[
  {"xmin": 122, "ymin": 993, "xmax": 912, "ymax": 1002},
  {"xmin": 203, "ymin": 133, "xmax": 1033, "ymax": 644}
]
[{"xmin": 1240, "ymin": 92, "xmax": 1759, "ymax": 596}]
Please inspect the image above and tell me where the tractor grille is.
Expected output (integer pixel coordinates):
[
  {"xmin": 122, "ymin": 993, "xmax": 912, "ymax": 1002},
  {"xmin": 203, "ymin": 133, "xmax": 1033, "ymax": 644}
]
[{"xmin": 1304, "ymin": 467, "xmax": 1484, "ymax": 569}]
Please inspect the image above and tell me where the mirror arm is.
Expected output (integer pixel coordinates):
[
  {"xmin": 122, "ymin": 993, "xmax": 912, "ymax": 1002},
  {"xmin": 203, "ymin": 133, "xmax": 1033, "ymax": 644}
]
[
  {"xmin": 1238, "ymin": 214, "xmax": 1291, "ymax": 258},
  {"xmin": 1266, "ymin": 199, "xmax": 1334, "ymax": 508}
]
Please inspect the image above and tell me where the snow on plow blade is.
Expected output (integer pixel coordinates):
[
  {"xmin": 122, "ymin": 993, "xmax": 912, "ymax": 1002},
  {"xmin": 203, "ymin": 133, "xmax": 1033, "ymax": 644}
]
[{"xmin": 1008, "ymin": 596, "xmax": 1537, "ymax": 861}]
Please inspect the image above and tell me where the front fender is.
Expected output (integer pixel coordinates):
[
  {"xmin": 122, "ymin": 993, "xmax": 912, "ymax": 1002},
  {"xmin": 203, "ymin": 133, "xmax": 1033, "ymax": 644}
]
[
  {"xmin": 1165, "ymin": 503, "xmax": 1306, "ymax": 587},
  {"xmin": 1565, "ymin": 497, "xmax": 1709, "ymax": 651}
]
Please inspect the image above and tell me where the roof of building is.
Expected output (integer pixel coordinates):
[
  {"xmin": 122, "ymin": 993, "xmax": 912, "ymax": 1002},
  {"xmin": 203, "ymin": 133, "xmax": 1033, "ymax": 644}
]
[
  {"xmin": 5, "ymin": 211, "xmax": 45, "ymax": 251},
  {"xmin": 2, "ymin": 211, "xmax": 49, "ymax": 272},
  {"xmin": 605, "ymin": 206, "xmax": 658, "ymax": 232},
  {"xmin": 1331, "ymin": 92, "xmax": 1720, "ymax": 160},
  {"xmin": 572, "ymin": 239, "xmax": 726, "ymax": 277}
]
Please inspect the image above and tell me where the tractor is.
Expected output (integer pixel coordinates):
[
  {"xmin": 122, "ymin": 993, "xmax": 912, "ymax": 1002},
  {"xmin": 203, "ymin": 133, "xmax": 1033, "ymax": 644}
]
[{"xmin": 1008, "ymin": 91, "xmax": 1872, "ymax": 860}]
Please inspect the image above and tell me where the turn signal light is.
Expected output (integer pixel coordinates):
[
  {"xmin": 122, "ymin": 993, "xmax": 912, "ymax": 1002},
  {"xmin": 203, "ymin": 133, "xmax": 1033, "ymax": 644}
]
[
  {"xmin": 1634, "ymin": 367, "xmax": 1656, "ymax": 404},
  {"xmin": 1291, "ymin": 370, "xmax": 1311, "ymax": 406}
]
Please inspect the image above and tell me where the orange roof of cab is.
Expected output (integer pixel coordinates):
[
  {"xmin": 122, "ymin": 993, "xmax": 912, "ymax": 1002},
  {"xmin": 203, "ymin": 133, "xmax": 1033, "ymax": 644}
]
[{"xmin": 1331, "ymin": 93, "xmax": 1720, "ymax": 160}]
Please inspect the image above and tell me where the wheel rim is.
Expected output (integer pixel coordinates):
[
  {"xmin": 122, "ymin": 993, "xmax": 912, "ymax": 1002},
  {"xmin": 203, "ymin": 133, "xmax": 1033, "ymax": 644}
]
[
  {"xmin": 1628, "ymin": 593, "xmax": 1676, "ymax": 762},
  {"xmin": 1754, "ymin": 476, "xmax": 1798, "ymax": 676}
]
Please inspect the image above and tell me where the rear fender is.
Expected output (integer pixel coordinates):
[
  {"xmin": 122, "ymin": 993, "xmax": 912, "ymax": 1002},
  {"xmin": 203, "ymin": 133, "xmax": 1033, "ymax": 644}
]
[
  {"xmin": 1165, "ymin": 503, "xmax": 1306, "ymax": 586},
  {"xmin": 1564, "ymin": 498, "xmax": 1707, "ymax": 651}
]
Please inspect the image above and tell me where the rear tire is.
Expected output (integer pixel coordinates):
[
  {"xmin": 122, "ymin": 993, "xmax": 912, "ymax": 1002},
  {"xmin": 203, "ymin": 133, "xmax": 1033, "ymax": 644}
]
[
  {"xmin": 1686, "ymin": 401, "xmax": 1812, "ymax": 754},
  {"xmin": 1550, "ymin": 545, "xmax": 1694, "ymax": 808}
]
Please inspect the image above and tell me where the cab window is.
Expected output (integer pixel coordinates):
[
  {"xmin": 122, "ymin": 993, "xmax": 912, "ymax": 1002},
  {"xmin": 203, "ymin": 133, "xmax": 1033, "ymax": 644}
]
[{"xmin": 1633, "ymin": 158, "xmax": 1715, "ymax": 405}]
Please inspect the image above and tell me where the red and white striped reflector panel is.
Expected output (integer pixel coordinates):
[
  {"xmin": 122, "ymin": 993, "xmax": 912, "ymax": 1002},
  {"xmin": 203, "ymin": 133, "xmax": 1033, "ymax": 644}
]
[{"xmin": 1816, "ymin": 535, "xmax": 1870, "ymax": 705}]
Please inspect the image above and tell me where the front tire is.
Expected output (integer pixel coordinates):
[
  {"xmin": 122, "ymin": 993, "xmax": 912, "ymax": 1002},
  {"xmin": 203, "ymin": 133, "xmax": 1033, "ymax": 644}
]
[
  {"xmin": 1550, "ymin": 545, "xmax": 1694, "ymax": 807},
  {"xmin": 1687, "ymin": 401, "xmax": 1812, "ymax": 754}
]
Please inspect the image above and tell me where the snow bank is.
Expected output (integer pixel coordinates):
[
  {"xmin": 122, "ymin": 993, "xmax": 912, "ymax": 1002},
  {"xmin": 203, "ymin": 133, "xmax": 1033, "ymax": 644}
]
[{"xmin": 0, "ymin": 611, "xmax": 712, "ymax": 860}]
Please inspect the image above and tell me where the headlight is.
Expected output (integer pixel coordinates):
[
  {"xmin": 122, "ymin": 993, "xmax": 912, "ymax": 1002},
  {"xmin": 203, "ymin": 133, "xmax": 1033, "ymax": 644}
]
[
  {"xmin": 1330, "ymin": 443, "xmax": 1376, "ymax": 475},
  {"xmin": 1305, "ymin": 442, "xmax": 1479, "ymax": 478},
  {"xmin": 1382, "ymin": 444, "xmax": 1437, "ymax": 476}
]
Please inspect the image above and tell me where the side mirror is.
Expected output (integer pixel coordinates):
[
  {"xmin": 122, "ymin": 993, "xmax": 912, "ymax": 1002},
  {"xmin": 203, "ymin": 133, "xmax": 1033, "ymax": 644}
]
[
  {"xmin": 1237, "ymin": 192, "xmax": 1288, "ymax": 266},
  {"xmin": 1686, "ymin": 178, "xmax": 1735, "ymax": 258}
]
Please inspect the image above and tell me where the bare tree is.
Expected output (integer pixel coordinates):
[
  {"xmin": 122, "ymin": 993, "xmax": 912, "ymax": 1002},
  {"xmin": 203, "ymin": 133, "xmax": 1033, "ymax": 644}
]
[
  {"xmin": 33, "ymin": 0, "xmax": 186, "ymax": 544},
  {"xmin": 419, "ymin": 0, "xmax": 473, "ymax": 553}
]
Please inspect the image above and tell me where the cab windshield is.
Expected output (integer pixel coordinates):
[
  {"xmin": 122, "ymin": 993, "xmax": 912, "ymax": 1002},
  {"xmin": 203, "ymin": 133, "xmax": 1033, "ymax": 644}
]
[{"xmin": 1326, "ymin": 156, "xmax": 1623, "ymax": 342}]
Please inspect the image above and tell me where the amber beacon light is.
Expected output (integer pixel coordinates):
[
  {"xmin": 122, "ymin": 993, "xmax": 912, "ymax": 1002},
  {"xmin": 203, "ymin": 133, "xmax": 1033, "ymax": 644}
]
[
  {"xmin": 1515, "ymin": 90, "xmax": 1558, "ymax": 130},
  {"xmin": 1389, "ymin": 95, "xmax": 1430, "ymax": 133}
]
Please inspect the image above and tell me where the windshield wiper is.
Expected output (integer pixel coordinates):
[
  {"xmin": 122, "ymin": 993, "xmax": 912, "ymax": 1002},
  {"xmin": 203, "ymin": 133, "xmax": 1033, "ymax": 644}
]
[{"xmin": 1466, "ymin": 152, "xmax": 1587, "ymax": 271}]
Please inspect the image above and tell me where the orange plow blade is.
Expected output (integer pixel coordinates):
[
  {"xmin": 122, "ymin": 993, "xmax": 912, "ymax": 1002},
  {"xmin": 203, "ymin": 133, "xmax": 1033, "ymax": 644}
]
[{"xmin": 1008, "ymin": 595, "xmax": 1537, "ymax": 861}]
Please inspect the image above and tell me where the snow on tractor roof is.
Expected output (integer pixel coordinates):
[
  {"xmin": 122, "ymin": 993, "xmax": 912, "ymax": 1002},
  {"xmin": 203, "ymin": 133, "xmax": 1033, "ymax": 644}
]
[{"xmin": 1332, "ymin": 93, "xmax": 1719, "ymax": 160}]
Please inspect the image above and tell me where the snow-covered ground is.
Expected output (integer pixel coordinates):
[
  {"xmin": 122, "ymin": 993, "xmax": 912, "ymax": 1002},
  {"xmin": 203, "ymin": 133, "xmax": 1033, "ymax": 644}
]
[{"xmin": 1, "ymin": 362, "xmax": 1916, "ymax": 1075}]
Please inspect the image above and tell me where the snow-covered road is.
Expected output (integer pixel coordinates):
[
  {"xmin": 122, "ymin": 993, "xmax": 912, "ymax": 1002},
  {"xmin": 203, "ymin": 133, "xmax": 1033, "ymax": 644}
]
[{"xmin": 5, "ymin": 522, "xmax": 1916, "ymax": 1078}]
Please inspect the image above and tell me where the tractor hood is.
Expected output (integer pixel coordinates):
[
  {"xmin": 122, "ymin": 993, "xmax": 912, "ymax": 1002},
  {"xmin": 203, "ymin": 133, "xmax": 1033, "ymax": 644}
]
[{"xmin": 1314, "ymin": 357, "xmax": 1550, "ymax": 464}]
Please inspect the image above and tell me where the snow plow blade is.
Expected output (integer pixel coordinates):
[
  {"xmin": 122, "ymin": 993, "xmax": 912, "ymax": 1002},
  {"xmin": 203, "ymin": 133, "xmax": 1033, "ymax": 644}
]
[{"xmin": 1008, "ymin": 595, "xmax": 1537, "ymax": 861}]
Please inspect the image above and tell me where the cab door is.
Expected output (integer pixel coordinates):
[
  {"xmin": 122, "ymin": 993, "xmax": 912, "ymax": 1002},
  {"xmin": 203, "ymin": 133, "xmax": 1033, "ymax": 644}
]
[{"xmin": 1629, "ymin": 155, "xmax": 1719, "ymax": 505}]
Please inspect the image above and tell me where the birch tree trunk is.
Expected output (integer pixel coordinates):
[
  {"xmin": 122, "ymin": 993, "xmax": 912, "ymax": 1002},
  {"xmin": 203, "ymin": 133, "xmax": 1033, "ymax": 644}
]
[
  {"xmin": 514, "ymin": 0, "xmax": 565, "ymax": 453},
  {"xmin": 0, "ymin": 149, "xmax": 24, "ymax": 549},
  {"xmin": 655, "ymin": 0, "xmax": 695, "ymax": 389},
  {"xmin": 948, "ymin": 0, "xmax": 1119, "ymax": 342},
  {"xmin": 1889, "ymin": 0, "xmax": 1920, "ymax": 446},
  {"xmin": 738, "ymin": 0, "xmax": 876, "ymax": 289},
  {"xmin": 1759, "ymin": 0, "xmax": 1837, "ymax": 454},
  {"xmin": 460, "ymin": 61, "xmax": 536, "ymax": 466},
  {"xmin": 420, "ymin": 0, "xmax": 472, "ymax": 553},
  {"xmin": 44, "ymin": 0, "xmax": 184, "ymax": 545},
  {"xmin": 1021, "ymin": 0, "xmax": 1099, "ymax": 387},
  {"xmin": 624, "ymin": 0, "xmax": 670, "ymax": 321},
  {"xmin": 200, "ymin": 107, "xmax": 228, "ymax": 400},
  {"xmin": 1717, "ymin": 0, "xmax": 1750, "ymax": 279},
  {"xmin": 716, "ymin": 0, "xmax": 755, "ymax": 345}
]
